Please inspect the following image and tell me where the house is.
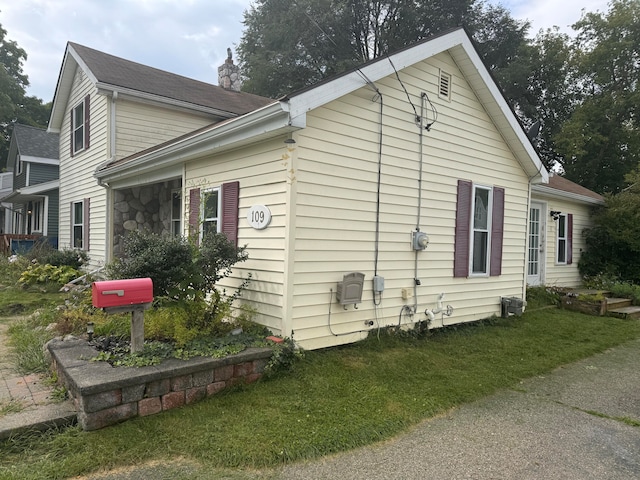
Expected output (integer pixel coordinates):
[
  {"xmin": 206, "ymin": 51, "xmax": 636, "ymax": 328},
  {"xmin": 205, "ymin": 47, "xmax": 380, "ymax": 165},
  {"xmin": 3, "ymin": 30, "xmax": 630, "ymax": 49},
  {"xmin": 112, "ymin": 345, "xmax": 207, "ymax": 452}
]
[
  {"xmin": 91, "ymin": 27, "xmax": 555, "ymax": 350},
  {"xmin": 47, "ymin": 42, "xmax": 272, "ymax": 266},
  {"xmin": 529, "ymin": 173, "xmax": 604, "ymax": 287},
  {"xmin": 0, "ymin": 124, "xmax": 60, "ymax": 252}
]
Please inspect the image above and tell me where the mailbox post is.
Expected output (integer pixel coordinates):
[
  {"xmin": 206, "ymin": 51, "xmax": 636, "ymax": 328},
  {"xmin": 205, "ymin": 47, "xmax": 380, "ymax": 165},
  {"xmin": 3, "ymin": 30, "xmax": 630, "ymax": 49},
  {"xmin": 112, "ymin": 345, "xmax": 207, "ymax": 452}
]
[{"xmin": 92, "ymin": 278, "xmax": 153, "ymax": 353}]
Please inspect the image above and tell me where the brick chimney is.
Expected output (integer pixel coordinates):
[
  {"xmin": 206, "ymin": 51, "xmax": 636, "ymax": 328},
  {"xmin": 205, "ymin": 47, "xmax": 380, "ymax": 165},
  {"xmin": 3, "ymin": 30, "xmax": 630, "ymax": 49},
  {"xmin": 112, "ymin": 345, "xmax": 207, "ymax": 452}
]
[{"xmin": 218, "ymin": 48, "xmax": 242, "ymax": 92}]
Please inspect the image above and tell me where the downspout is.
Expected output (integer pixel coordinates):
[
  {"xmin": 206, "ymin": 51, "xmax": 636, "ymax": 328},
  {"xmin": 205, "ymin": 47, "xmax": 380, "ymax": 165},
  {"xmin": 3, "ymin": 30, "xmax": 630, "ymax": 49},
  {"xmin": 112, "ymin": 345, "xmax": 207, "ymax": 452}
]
[
  {"xmin": 104, "ymin": 91, "xmax": 118, "ymax": 261},
  {"xmin": 109, "ymin": 91, "xmax": 118, "ymax": 162}
]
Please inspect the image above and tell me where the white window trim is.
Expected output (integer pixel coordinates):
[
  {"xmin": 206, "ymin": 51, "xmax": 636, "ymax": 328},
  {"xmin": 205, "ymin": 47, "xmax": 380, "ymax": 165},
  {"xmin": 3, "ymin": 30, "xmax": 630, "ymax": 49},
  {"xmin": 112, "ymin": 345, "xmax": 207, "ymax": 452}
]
[
  {"xmin": 200, "ymin": 187, "xmax": 221, "ymax": 240},
  {"xmin": 556, "ymin": 213, "xmax": 568, "ymax": 265},
  {"xmin": 171, "ymin": 188, "xmax": 182, "ymax": 237},
  {"xmin": 16, "ymin": 154, "xmax": 22, "ymax": 175},
  {"xmin": 31, "ymin": 200, "xmax": 44, "ymax": 234},
  {"xmin": 72, "ymin": 100, "xmax": 86, "ymax": 154},
  {"xmin": 73, "ymin": 200, "xmax": 84, "ymax": 249},
  {"xmin": 469, "ymin": 184, "xmax": 493, "ymax": 277}
]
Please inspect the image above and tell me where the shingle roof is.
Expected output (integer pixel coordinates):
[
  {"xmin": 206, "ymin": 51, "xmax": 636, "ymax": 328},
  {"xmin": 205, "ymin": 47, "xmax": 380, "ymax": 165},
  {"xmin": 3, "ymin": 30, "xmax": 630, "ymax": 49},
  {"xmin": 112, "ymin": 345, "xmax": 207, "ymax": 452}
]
[
  {"xmin": 69, "ymin": 42, "xmax": 273, "ymax": 116},
  {"xmin": 546, "ymin": 174, "xmax": 604, "ymax": 203},
  {"xmin": 12, "ymin": 124, "xmax": 59, "ymax": 159}
]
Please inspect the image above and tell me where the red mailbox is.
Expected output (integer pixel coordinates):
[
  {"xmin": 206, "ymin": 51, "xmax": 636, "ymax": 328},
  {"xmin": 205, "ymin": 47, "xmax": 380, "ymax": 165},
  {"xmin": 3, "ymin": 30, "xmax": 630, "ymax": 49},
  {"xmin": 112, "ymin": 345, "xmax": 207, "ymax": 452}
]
[{"xmin": 92, "ymin": 278, "xmax": 153, "ymax": 309}]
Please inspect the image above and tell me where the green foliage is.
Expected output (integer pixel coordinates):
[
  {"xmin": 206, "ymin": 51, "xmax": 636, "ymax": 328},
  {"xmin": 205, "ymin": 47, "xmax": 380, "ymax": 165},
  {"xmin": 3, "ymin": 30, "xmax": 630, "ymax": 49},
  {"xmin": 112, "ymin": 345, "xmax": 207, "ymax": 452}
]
[
  {"xmin": 525, "ymin": 286, "xmax": 561, "ymax": 309},
  {"xmin": 106, "ymin": 230, "xmax": 248, "ymax": 300},
  {"xmin": 238, "ymin": 0, "xmax": 530, "ymax": 103},
  {"xmin": 18, "ymin": 264, "xmax": 81, "ymax": 287},
  {"xmin": 579, "ymin": 173, "xmax": 640, "ymax": 283},
  {"xmin": 26, "ymin": 244, "xmax": 89, "ymax": 270},
  {"xmin": 263, "ymin": 338, "xmax": 305, "ymax": 378}
]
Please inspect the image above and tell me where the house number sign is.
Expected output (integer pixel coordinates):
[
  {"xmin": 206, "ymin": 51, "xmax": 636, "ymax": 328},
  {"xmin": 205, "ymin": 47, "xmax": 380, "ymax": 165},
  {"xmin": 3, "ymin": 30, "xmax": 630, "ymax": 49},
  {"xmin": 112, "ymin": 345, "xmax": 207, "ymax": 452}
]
[{"xmin": 247, "ymin": 205, "xmax": 271, "ymax": 230}]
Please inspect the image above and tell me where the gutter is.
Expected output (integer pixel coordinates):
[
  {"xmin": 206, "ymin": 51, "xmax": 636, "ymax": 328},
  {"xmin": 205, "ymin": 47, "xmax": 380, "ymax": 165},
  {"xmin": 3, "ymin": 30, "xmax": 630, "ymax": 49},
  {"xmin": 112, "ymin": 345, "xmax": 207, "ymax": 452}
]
[{"xmin": 95, "ymin": 101, "xmax": 294, "ymax": 184}]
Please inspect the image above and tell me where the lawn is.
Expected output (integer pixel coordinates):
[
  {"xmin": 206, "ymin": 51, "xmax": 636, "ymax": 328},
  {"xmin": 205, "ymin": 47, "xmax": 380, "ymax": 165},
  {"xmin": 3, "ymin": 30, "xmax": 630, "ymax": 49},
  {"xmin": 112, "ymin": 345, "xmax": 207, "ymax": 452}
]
[{"xmin": 1, "ymin": 304, "xmax": 639, "ymax": 479}]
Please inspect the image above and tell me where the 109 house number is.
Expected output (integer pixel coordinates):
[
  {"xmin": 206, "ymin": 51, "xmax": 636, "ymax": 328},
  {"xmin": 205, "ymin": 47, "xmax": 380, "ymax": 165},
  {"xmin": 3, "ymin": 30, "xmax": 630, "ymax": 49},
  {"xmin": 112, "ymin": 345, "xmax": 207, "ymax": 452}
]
[{"xmin": 247, "ymin": 205, "xmax": 271, "ymax": 230}]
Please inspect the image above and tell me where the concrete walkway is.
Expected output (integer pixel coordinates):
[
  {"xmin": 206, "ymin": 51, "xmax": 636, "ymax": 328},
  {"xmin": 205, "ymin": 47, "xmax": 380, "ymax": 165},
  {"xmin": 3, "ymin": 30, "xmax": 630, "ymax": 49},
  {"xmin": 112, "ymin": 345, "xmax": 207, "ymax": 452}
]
[{"xmin": 0, "ymin": 320, "xmax": 76, "ymax": 440}]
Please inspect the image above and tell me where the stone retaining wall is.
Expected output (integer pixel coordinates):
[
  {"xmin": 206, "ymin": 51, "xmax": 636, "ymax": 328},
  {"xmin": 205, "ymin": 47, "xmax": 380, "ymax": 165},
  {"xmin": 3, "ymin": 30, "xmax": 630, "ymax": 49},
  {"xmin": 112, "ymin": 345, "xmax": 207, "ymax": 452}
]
[{"xmin": 48, "ymin": 339, "xmax": 272, "ymax": 431}]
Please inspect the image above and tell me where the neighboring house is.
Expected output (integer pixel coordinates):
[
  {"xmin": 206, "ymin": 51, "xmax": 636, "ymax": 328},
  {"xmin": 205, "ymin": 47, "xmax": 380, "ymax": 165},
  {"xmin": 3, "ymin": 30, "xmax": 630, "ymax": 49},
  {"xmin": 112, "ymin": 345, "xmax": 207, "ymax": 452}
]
[
  {"xmin": 0, "ymin": 124, "xmax": 60, "ymax": 250},
  {"xmin": 529, "ymin": 173, "xmax": 604, "ymax": 287},
  {"xmin": 47, "ymin": 42, "xmax": 272, "ymax": 266},
  {"xmin": 93, "ymin": 27, "xmax": 553, "ymax": 350}
]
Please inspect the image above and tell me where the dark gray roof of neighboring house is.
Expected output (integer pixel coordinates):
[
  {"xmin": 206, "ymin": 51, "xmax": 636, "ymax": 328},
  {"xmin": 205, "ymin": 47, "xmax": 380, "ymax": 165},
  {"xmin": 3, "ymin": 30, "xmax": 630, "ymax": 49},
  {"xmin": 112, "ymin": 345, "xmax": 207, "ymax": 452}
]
[
  {"xmin": 69, "ymin": 42, "xmax": 274, "ymax": 116},
  {"xmin": 12, "ymin": 124, "xmax": 59, "ymax": 159}
]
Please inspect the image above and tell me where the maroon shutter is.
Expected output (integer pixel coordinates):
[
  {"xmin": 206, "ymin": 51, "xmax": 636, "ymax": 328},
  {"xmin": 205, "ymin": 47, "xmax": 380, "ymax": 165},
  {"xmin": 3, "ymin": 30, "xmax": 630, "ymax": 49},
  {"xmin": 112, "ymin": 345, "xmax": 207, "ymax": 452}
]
[
  {"xmin": 189, "ymin": 188, "xmax": 201, "ymax": 246},
  {"xmin": 490, "ymin": 187, "xmax": 505, "ymax": 276},
  {"xmin": 69, "ymin": 112, "xmax": 74, "ymax": 157},
  {"xmin": 221, "ymin": 181, "xmax": 240, "ymax": 246},
  {"xmin": 84, "ymin": 95, "xmax": 90, "ymax": 150},
  {"xmin": 567, "ymin": 213, "xmax": 573, "ymax": 265},
  {"xmin": 84, "ymin": 198, "xmax": 90, "ymax": 251},
  {"xmin": 454, "ymin": 180, "xmax": 472, "ymax": 278}
]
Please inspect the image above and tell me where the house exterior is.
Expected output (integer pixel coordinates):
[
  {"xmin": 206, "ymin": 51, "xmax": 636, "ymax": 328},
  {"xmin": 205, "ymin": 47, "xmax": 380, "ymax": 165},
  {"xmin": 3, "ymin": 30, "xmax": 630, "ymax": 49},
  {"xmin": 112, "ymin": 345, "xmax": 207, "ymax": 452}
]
[
  {"xmin": 47, "ymin": 42, "xmax": 272, "ymax": 267},
  {"xmin": 94, "ymin": 28, "xmax": 553, "ymax": 350},
  {"xmin": 529, "ymin": 173, "xmax": 604, "ymax": 287},
  {"xmin": 0, "ymin": 124, "xmax": 60, "ymax": 249}
]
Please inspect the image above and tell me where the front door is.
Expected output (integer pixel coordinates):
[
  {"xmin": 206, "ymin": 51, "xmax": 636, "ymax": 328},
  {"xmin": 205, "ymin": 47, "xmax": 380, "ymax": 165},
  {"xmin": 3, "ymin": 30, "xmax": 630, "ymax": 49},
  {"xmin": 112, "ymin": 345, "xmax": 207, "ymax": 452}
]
[{"xmin": 527, "ymin": 202, "xmax": 545, "ymax": 285}]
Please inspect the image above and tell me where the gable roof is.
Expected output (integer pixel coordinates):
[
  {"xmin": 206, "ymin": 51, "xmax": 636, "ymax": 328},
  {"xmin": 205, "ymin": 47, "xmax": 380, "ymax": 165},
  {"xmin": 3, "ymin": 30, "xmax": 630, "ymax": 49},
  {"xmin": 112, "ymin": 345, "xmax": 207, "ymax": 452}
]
[
  {"xmin": 48, "ymin": 42, "xmax": 273, "ymax": 133},
  {"xmin": 11, "ymin": 124, "xmax": 59, "ymax": 161},
  {"xmin": 96, "ymin": 28, "xmax": 548, "ymax": 185},
  {"xmin": 533, "ymin": 173, "xmax": 604, "ymax": 205}
]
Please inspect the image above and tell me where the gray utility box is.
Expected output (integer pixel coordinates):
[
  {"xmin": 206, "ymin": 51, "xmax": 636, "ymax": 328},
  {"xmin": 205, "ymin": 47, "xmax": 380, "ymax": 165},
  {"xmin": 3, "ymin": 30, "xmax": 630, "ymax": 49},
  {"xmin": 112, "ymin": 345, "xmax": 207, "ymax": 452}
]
[
  {"xmin": 337, "ymin": 272, "xmax": 365, "ymax": 306},
  {"xmin": 501, "ymin": 297, "xmax": 524, "ymax": 318}
]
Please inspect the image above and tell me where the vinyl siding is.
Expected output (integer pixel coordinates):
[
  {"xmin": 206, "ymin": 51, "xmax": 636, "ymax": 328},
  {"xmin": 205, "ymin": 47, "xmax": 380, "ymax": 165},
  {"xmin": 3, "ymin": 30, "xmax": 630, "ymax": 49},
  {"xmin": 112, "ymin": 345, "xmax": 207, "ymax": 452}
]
[
  {"xmin": 58, "ymin": 69, "xmax": 108, "ymax": 267},
  {"xmin": 114, "ymin": 100, "xmax": 216, "ymax": 160},
  {"xmin": 26, "ymin": 163, "xmax": 58, "ymax": 185},
  {"xmin": 533, "ymin": 194, "xmax": 595, "ymax": 287},
  {"xmin": 184, "ymin": 138, "xmax": 290, "ymax": 334},
  {"xmin": 290, "ymin": 51, "xmax": 530, "ymax": 349}
]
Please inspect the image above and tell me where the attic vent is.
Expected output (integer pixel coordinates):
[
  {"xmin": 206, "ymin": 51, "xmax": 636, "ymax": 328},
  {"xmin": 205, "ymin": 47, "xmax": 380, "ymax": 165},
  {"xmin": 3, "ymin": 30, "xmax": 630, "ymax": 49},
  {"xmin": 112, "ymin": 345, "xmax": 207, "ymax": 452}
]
[{"xmin": 438, "ymin": 70, "xmax": 452, "ymax": 101}]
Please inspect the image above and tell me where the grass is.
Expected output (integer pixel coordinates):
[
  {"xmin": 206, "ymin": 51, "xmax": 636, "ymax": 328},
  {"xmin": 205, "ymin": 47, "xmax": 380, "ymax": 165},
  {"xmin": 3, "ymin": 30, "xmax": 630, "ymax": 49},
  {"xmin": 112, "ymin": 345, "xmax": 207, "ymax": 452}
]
[
  {"xmin": 1, "ymin": 307, "xmax": 639, "ymax": 479},
  {"xmin": 0, "ymin": 400, "xmax": 24, "ymax": 417}
]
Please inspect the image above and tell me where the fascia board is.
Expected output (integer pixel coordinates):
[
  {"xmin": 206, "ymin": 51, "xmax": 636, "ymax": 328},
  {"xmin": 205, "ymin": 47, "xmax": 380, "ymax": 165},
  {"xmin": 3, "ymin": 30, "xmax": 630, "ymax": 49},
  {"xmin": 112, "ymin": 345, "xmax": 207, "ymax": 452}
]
[
  {"xmin": 16, "ymin": 179, "xmax": 59, "ymax": 196},
  {"xmin": 20, "ymin": 156, "xmax": 59, "ymax": 166},
  {"xmin": 532, "ymin": 185, "xmax": 604, "ymax": 206},
  {"xmin": 96, "ymin": 102, "xmax": 289, "ymax": 183}
]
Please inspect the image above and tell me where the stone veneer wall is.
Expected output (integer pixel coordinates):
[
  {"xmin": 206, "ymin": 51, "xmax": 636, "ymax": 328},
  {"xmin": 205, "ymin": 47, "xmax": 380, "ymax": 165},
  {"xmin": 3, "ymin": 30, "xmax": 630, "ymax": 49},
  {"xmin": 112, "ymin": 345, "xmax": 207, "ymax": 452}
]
[
  {"xmin": 112, "ymin": 179, "xmax": 181, "ymax": 256},
  {"xmin": 48, "ymin": 339, "xmax": 272, "ymax": 431}
]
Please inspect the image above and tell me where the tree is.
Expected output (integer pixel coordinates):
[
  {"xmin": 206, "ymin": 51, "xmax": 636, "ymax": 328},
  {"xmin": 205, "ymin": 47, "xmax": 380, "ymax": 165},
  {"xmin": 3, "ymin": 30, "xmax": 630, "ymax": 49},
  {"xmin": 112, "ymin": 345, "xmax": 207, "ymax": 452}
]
[
  {"xmin": 0, "ymin": 21, "xmax": 51, "ymax": 168},
  {"xmin": 238, "ymin": 0, "xmax": 531, "ymax": 104},
  {"xmin": 554, "ymin": 0, "xmax": 640, "ymax": 193}
]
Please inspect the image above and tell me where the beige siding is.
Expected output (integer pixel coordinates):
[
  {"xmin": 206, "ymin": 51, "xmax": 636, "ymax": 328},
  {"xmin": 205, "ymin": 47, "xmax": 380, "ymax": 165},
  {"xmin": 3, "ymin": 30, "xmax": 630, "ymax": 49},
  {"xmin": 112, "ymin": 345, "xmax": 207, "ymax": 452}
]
[
  {"xmin": 58, "ymin": 69, "xmax": 109, "ymax": 268},
  {"xmin": 115, "ymin": 101, "xmax": 214, "ymax": 159},
  {"xmin": 533, "ymin": 194, "xmax": 595, "ymax": 287},
  {"xmin": 185, "ymin": 138, "xmax": 290, "ymax": 333},
  {"xmin": 290, "ymin": 51, "xmax": 530, "ymax": 349}
]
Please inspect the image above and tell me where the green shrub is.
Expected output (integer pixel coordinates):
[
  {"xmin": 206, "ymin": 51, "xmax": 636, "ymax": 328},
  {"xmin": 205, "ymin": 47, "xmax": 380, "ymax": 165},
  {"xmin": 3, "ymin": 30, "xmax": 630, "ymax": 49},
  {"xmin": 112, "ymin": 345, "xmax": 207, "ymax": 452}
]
[
  {"xmin": 526, "ymin": 286, "xmax": 561, "ymax": 309},
  {"xmin": 24, "ymin": 242, "xmax": 89, "ymax": 269},
  {"xmin": 18, "ymin": 264, "xmax": 81, "ymax": 287}
]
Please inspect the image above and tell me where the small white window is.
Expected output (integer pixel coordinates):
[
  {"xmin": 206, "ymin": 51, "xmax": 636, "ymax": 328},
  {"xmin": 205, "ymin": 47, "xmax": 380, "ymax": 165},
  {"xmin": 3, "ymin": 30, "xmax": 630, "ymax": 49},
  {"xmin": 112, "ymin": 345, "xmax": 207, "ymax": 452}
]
[
  {"xmin": 438, "ymin": 70, "xmax": 452, "ymax": 101},
  {"xmin": 557, "ymin": 214, "xmax": 568, "ymax": 264},
  {"xmin": 201, "ymin": 188, "xmax": 221, "ymax": 238},
  {"xmin": 72, "ymin": 100, "xmax": 86, "ymax": 154}
]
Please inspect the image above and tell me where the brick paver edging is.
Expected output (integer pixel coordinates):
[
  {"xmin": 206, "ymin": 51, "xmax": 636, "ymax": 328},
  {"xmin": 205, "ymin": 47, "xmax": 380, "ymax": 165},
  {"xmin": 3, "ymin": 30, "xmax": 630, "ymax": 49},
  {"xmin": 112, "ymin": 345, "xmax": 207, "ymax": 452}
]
[{"xmin": 48, "ymin": 339, "xmax": 272, "ymax": 431}]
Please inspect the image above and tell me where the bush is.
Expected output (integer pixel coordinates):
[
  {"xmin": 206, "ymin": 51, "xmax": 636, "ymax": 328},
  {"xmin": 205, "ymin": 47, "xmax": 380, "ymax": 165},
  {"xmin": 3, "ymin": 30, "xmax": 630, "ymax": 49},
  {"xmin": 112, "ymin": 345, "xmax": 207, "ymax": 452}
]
[
  {"xmin": 107, "ymin": 230, "xmax": 248, "ymax": 299},
  {"xmin": 18, "ymin": 264, "xmax": 82, "ymax": 287},
  {"xmin": 26, "ymin": 242, "xmax": 88, "ymax": 270}
]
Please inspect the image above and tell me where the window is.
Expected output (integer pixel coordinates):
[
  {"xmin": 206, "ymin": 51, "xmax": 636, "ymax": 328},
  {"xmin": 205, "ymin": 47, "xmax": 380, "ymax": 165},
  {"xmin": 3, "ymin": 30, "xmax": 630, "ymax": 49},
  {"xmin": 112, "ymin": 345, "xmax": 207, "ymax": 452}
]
[
  {"xmin": 171, "ymin": 189, "xmax": 182, "ymax": 236},
  {"xmin": 189, "ymin": 181, "xmax": 240, "ymax": 246},
  {"xmin": 556, "ymin": 213, "xmax": 573, "ymax": 265},
  {"xmin": 71, "ymin": 198, "xmax": 90, "ymax": 249},
  {"xmin": 454, "ymin": 180, "xmax": 504, "ymax": 278},
  {"xmin": 201, "ymin": 188, "xmax": 220, "ymax": 238},
  {"xmin": 471, "ymin": 186, "xmax": 491, "ymax": 275},
  {"xmin": 31, "ymin": 200, "xmax": 43, "ymax": 233},
  {"xmin": 17, "ymin": 155, "xmax": 22, "ymax": 175},
  {"xmin": 73, "ymin": 201, "xmax": 84, "ymax": 248},
  {"xmin": 70, "ymin": 95, "xmax": 90, "ymax": 155},
  {"xmin": 13, "ymin": 209, "xmax": 22, "ymax": 234}
]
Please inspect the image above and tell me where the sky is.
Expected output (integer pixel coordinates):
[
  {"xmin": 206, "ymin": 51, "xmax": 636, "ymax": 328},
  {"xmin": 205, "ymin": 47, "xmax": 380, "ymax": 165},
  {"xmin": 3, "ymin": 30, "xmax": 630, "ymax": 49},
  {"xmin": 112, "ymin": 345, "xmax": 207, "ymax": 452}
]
[{"xmin": 2, "ymin": 0, "xmax": 611, "ymax": 102}]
